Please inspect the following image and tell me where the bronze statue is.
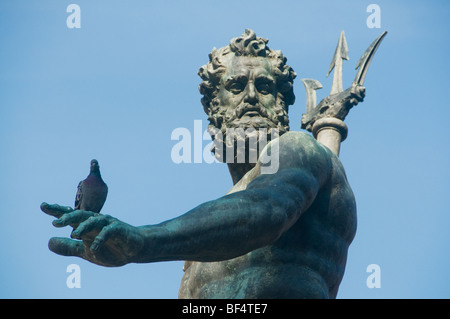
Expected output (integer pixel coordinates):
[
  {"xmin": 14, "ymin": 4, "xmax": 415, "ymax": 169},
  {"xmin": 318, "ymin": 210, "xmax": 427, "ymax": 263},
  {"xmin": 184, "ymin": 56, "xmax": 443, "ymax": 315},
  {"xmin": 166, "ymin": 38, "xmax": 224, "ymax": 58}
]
[{"xmin": 41, "ymin": 29, "xmax": 385, "ymax": 298}]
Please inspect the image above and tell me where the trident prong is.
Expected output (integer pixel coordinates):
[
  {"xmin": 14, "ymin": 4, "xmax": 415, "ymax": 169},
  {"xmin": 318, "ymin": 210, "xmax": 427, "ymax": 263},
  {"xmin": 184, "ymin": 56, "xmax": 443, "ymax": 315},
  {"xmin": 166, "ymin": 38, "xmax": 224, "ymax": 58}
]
[
  {"xmin": 301, "ymin": 31, "xmax": 387, "ymax": 156},
  {"xmin": 327, "ymin": 30, "xmax": 349, "ymax": 95},
  {"xmin": 301, "ymin": 79, "xmax": 323, "ymax": 113},
  {"xmin": 353, "ymin": 31, "xmax": 387, "ymax": 86}
]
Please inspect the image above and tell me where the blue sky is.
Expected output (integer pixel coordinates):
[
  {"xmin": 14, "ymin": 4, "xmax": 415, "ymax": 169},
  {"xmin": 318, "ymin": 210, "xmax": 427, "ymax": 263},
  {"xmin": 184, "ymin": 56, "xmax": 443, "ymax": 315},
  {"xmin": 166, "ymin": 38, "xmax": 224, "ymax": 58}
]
[{"xmin": 1, "ymin": 0, "xmax": 449, "ymax": 298}]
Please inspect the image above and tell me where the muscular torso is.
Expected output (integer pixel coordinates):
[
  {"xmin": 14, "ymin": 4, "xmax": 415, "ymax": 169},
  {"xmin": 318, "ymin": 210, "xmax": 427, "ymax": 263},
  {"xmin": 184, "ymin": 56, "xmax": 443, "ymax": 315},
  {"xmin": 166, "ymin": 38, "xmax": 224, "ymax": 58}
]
[{"xmin": 178, "ymin": 132, "xmax": 356, "ymax": 299}]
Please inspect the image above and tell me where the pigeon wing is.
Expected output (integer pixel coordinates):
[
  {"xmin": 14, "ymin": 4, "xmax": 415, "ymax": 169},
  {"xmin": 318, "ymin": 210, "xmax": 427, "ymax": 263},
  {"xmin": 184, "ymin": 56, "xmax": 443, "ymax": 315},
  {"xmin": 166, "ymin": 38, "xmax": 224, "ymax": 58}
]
[{"xmin": 74, "ymin": 180, "xmax": 83, "ymax": 210}]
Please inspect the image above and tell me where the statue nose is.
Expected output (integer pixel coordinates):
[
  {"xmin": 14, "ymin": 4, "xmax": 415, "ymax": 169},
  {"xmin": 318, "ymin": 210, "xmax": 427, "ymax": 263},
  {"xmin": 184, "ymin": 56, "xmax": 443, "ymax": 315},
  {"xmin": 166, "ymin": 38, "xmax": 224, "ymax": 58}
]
[{"xmin": 244, "ymin": 82, "xmax": 258, "ymax": 104}]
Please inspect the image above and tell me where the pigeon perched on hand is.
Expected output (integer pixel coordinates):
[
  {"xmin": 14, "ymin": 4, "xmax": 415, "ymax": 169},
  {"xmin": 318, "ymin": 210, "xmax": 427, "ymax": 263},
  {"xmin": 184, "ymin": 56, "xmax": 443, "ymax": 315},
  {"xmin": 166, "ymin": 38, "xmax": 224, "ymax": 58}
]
[{"xmin": 74, "ymin": 159, "xmax": 108, "ymax": 213}]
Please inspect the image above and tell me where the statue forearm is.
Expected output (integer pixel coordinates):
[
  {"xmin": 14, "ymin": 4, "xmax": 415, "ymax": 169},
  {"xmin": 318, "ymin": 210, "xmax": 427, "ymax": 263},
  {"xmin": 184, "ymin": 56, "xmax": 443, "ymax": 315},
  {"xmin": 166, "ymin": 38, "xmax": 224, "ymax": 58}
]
[
  {"xmin": 133, "ymin": 192, "xmax": 283, "ymax": 263},
  {"xmin": 132, "ymin": 169, "xmax": 320, "ymax": 264}
]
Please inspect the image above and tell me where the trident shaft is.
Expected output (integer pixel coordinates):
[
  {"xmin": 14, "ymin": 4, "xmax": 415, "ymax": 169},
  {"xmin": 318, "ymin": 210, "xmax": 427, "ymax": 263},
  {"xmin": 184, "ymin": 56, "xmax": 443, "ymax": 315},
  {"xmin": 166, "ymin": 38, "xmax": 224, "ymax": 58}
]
[{"xmin": 301, "ymin": 31, "xmax": 387, "ymax": 156}]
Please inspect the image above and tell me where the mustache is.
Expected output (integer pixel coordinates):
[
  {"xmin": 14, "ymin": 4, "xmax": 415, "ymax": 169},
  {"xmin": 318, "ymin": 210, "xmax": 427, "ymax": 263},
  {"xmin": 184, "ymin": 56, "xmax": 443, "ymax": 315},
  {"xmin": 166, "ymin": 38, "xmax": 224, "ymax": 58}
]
[
  {"xmin": 207, "ymin": 98, "xmax": 290, "ymax": 133},
  {"xmin": 234, "ymin": 103, "xmax": 269, "ymax": 119}
]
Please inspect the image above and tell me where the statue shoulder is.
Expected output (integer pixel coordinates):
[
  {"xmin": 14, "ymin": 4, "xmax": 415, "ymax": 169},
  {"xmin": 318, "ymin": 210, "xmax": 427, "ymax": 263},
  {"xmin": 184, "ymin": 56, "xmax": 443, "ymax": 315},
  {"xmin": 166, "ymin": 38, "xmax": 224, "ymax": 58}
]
[
  {"xmin": 278, "ymin": 131, "xmax": 333, "ymax": 166},
  {"xmin": 258, "ymin": 131, "xmax": 335, "ymax": 185},
  {"xmin": 278, "ymin": 131, "xmax": 324, "ymax": 151},
  {"xmin": 279, "ymin": 131, "xmax": 351, "ymax": 185}
]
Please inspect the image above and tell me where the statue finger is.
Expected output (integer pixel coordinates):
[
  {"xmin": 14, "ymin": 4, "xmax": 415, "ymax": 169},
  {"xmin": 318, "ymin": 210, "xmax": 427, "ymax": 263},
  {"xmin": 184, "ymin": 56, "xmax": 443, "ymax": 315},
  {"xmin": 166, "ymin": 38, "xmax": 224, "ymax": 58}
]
[
  {"xmin": 52, "ymin": 210, "xmax": 98, "ymax": 228},
  {"xmin": 41, "ymin": 202, "xmax": 74, "ymax": 218},
  {"xmin": 48, "ymin": 237, "xmax": 85, "ymax": 258},
  {"xmin": 90, "ymin": 223, "xmax": 118, "ymax": 251},
  {"xmin": 71, "ymin": 215, "xmax": 110, "ymax": 239}
]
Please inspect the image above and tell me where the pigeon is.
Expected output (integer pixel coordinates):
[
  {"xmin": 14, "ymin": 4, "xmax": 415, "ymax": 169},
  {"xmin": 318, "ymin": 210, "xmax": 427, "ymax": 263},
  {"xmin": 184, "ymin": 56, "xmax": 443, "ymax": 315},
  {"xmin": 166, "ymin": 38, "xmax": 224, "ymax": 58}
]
[{"xmin": 74, "ymin": 159, "xmax": 108, "ymax": 213}]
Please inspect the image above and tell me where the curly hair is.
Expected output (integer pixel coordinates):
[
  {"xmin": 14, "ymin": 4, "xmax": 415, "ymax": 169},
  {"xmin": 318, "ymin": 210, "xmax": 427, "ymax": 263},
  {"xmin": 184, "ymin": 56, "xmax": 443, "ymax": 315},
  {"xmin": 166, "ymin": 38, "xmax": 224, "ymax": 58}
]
[{"xmin": 198, "ymin": 29, "xmax": 297, "ymax": 123}]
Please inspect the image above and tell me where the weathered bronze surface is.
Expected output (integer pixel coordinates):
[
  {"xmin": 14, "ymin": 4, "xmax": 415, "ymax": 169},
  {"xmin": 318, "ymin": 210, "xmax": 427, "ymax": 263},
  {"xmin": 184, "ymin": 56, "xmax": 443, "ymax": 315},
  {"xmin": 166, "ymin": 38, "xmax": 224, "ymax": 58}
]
[{"xmin": 41, "ymin": 29, "xmax": 386, "ymax": 298}]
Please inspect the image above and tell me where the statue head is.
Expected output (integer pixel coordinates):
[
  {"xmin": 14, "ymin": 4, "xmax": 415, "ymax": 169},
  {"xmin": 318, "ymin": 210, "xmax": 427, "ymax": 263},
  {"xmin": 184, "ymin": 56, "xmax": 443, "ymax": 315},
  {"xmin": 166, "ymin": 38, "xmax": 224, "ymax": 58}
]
[{"xmin": 198, "ymin": 29, "xmax": 296, "ymax": 163}]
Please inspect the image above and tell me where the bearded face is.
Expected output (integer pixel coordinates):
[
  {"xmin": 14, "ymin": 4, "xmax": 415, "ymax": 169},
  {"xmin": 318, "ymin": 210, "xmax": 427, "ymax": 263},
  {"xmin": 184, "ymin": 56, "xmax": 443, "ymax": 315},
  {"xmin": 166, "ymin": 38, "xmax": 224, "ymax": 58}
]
[{"xmin": 207, "ymin": 55, "xmax": 290, "ymax": 163}]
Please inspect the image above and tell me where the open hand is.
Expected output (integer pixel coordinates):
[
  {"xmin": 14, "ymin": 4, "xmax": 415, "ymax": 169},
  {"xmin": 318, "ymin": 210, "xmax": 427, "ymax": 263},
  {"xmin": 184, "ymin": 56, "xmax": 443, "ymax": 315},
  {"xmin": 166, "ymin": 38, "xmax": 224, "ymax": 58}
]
[{"xmin": 41, "ymin": 202, "xmax": 144, "ymax": 267}]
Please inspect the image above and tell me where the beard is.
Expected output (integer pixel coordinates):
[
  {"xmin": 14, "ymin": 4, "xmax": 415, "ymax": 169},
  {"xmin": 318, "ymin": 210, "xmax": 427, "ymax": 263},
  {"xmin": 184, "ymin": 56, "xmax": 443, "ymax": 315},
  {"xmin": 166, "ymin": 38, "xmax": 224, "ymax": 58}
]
[{"xmin": 207, "ymin": 99, "xmax": 289, "ymax": 164}]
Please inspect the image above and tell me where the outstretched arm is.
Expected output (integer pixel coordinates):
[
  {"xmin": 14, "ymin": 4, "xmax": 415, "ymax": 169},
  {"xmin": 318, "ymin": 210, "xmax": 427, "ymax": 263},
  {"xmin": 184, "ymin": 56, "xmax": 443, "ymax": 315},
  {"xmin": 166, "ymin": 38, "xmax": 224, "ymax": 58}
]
[
  {"xmin": 135, "ymin": 166, "xmax": 323, "ymax": 263},
  {"xmin": 42, "ymin": 133, "xmax": 331, "ymax": 266}
]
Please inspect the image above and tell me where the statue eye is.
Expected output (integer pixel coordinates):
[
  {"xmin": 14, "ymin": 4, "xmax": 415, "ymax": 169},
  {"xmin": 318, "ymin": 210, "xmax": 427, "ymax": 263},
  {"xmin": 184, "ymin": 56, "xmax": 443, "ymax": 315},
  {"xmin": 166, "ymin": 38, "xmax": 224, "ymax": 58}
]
[
  {"xmin": 228, "ymin": 81, "xmax": 245, "ymax": 94},
  {"xmin": 257, "ymin": 83, "xmax": 270, "ymax": 94},
  {"xmin": 256, "ymin": 79, "xmax": 274, "ymax": 95}
]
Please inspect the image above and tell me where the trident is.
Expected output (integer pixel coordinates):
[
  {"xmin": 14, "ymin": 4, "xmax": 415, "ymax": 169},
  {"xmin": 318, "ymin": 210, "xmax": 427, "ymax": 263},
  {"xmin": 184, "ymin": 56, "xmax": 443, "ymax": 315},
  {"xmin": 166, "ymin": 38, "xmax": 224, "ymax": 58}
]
[{"xmin": 301, "ymin": 31, "xmax": 387, "ymax": 156}]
